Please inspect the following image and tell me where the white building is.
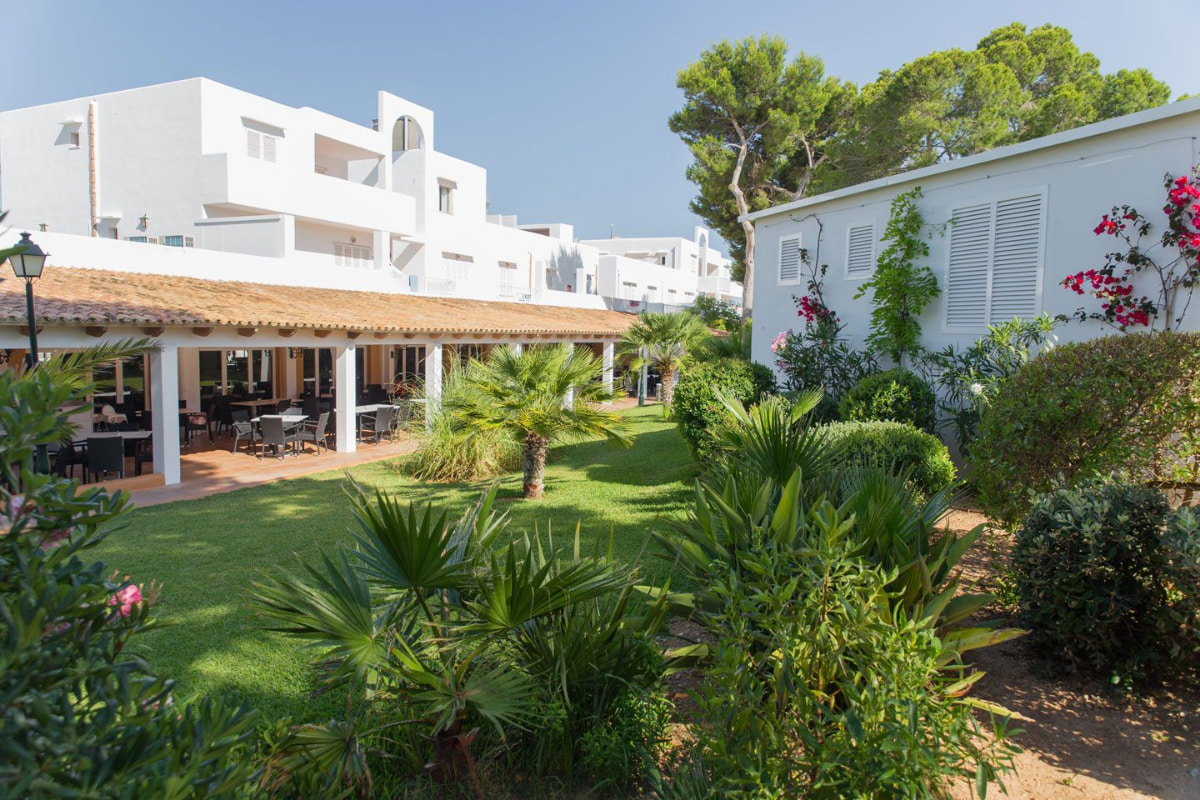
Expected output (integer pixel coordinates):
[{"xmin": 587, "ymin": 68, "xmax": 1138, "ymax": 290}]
[
  {"xmin": 745, "ymin": 98, "xmax": 1200, "ymax": 373},
  {"xmin": 579, "ymin": 228, "xmax": 742, "ymax": 313},
  {"xmin": 0, "ymin": 77, "xmax": 736, "ymax": 313}
]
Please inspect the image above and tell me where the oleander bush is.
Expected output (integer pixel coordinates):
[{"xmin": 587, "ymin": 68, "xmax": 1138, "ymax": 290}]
[
  {"xmin": 672, "ymin": 357, "xmax": 775, "ymax": 463},
  {"xmin": 820, "ymin": 420, "xmax": 956, "ymax": 501},
  {"xmin": 1012, "ymin": 480, "xmax": 1200, "ymax": 684},
  {"xmin": 838, "ymin": 368, "xmax": 937, "ymax": 433},
  {"xmin": 975, "ymin": 332, "xmax": 1200, "ymax": 528},
  {"xmin": 0, "ymin": 345, "xmax": 259, "ymax": 798}
]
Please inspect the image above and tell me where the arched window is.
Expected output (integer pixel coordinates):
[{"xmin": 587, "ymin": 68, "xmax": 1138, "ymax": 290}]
[{"xmin": 391, "ymin": 116, "xmax": 424, "ymax": 152}]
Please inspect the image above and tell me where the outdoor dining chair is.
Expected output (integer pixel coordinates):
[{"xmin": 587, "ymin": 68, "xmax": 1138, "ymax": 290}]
[
  {"xmin": 359, "ymin": 404, "xmax": 397, "ymax": 443},
  {"xmin": 86, "ymin": 436, "xmax": 125, "ymax": 482},
  {"xmin": 258, "ymin": 416, "xmax": 299, "ymax": 460},
  {"xmin": 297, "ymin": 411, "xmax": 331, "ymax": 455},
  {"xmin": 230, "ymin": 410, "xmax": 256, "ymax": 454},
  {"xmin": 54, "ymin": 440, "xmax": 86, "ymax": 480}
]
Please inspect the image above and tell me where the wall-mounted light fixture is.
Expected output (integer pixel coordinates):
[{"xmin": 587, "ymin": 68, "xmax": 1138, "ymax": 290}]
[
  {"xmin": 38, "ymin": 223, "xmax": 48, "ymax": 232},
  {"xmin": 138, "ymin": 214, "xmax": 150, "ymax": 229},
  {"xmin": 0, "ymin": 349, "xmax": 11, "ymax": 365},
  {"xmin": 287, "ymin": 347, "xmax": 301, "ymax": 360}
]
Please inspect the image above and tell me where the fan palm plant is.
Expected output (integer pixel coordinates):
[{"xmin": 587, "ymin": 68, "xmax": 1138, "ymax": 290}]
[
  {"xmin": 445, "ymin": 344, "xmax": 631, "ymax": 499},
  {"xmin": 618, "ymin": 311, "xmax": 709, "ymax": 408}
]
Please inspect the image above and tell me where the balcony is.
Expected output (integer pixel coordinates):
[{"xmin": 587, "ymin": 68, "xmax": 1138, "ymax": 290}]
[{"xmin": 200, "ymin": 153, "xmax": 416, "ymax": 236}]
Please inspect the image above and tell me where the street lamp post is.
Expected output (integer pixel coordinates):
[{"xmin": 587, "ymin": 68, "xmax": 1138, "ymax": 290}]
[{"xmin": 9, "ymin": 232, "xmax": 50, "ymax": 472}]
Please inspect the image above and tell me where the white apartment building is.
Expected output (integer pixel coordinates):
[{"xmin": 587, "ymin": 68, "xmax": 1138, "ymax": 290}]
[
  {"xmin": 0, "ymin": 77, "xmax": 738, "ymax": 313},
  {"xmin": 579, "ymin": 228, "xmax": 742, "ymax": 313}
]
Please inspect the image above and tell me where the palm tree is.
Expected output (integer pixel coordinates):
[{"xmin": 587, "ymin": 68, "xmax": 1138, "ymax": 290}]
[
  {"xmin": 617, "ymin": 311, "xmax": 708, "ymax": 408},
  {"xmin": 445, "ymin": 344, "xmax": 631, "ymax": 499}
]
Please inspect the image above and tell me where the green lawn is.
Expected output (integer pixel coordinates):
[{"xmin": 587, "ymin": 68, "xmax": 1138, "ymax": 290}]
[{"xmin": 93, "ymin": 405, "xmax": 693, "ymax": 721}]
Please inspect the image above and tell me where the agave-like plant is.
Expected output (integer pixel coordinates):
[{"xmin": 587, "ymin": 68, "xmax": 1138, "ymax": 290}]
[{"xmin": 254, "ymin": 484, "xmax": 663, "ymax": 797}]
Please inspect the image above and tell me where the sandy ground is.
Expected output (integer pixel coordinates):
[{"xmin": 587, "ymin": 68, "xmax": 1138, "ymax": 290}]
[{"xmin": 948, "ymin": 507, "xmax": 1200, "ymax": 799}]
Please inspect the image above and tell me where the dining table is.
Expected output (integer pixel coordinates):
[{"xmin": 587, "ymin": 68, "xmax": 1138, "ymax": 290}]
[
  {"xmin": 233, "ymin": 397, "xmax": 292, "ymax": 412},
  {"xmin": 74, "ymin": 430, "xmax": 153, "ymax": 476},
  {"xmin": 250, "ymin": 413, "xmax": 308, "ymax": 427}
]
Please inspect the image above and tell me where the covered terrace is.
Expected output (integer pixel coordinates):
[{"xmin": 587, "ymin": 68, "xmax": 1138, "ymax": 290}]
[{"xmin": 0, "ymin": 266, "xmax": 633, "ymax": 491}]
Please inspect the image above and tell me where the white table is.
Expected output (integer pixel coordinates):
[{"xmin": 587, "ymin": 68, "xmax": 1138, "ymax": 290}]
[{"xmin": 251, "ymin": 413, "xmax": 308, "ymax": 427}]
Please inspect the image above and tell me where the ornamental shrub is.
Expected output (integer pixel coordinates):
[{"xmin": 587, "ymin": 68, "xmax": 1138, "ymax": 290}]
[
  {"xmin": 820, "ymin": 420, "xmax": 956, "ymax": 500},
  {"xmin": 975, "ymin": 332, "xmax": 1200, "ymax": 528},
  {"xmin": 1012, "ymin": 480, "xmax": 1200, "ymax": 683},
  {"xmin": 673, "ymin": 358, "xmax": 776, "ymax": 463},
  {"xmin": 838, "ymin": 368, "xmax": 937, "ymax": 433}
]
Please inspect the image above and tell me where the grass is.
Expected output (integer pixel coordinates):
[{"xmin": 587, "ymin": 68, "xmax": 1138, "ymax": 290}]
[{"xmin": 93, "ymin": 405, "xmax": 693, "ymax": 722}]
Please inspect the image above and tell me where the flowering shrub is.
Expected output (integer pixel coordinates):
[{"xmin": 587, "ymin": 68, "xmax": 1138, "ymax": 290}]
[
  {"xmin": 1063, "ymin": 170, "xmax": 1200, "ymax": 331},
  {"xmin": 975, "ymin": 332, "xmax": 1200, "ymax": 527},
  {"xmin": 0, "ymin": 348, "xmax": 258, "ymax": 796}
]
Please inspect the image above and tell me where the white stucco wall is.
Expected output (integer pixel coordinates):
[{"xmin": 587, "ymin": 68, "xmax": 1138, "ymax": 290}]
[{"xmin": 749, "ymin": 102, "xmax": 1200, "ymax": 372}]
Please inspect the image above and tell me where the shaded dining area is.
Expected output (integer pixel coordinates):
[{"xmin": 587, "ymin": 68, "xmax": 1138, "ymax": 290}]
[{"xmin": 0, "ymin": 265, "xmax": 629, "ymax": 493}]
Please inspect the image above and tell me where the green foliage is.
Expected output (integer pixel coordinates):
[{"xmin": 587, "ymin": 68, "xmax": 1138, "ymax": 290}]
[
  {"xmin": 618, "ymin": 311, "xmax": 711, "ymax": 407},
  {"xmin": 404, "ymin": 366, "xmax": 521, "ymax": 482},
  {"xmin": 689, "ymin": 295, "xmax": 741, "ymax": 331},
  {"xmin": 648, "ymin": 475, "xmax": 1017, "ymax": 797},
  {"xmin": 821, "ymin": 23, "xmax": 1171, "ymax": 191},
  {"xmin": 1013, "ymin": 480, "xmax": 1200, "ymax": 684},
  {"xmin": 838, "ymin": 368, "xmax": 937, "ymax": 433},
  {"xmin": 670, "ymin": 36, "xmax": 852, "ymax": 283},
  {"xmin": 820, "ymin": 420, "xmax": 956, "ymax": 501},
  {"xmin": 445, "ymin": 344, "xmax": 630, "ymax": 498},
  {"xmin": 253, "ymin": 486, "xmax": 669, "ymax": 795},
  {"xmin": 0, "ymin": 346, "xmax": 260, "ymax": 799},
  {"xmin": 772, "ymin": 318, "xmax": 877, "ymax": 421},
  {"xmin": 856, "ymin": 187, "xmax": 940, "ymax": 366},
  {"xmin": 672, "ymin": 357, "xmax": 776, "ymax": 463},
  {"xmin": 918, "ymin": 314, "xmax": 1057, "ymax": 458},
  {"xmin": 578, "ymin": 683, "xmax": 673, "ymax": 788},
  {"xmin": 975, "ymin": 332, "xmax": 1200, "ymax": 528}
]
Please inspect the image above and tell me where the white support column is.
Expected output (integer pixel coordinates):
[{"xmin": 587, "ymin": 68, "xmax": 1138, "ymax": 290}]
[
  {"xmin": 373, "ymin": 230, "xmax": 387, "ymax": 271},
  {"xmin": 335, "ymin": 345, "xmax": 356, "ymax": 453},
  {"xmin": 425, "ymin": 343, "xmax": 444, "ymax": 430},
  {"xmin": 602, "ymin": 342, "xmax": 614, "ymax": 397},
  {"xmin": 511, "ymin": 342, "xmax": 523, "ymax": 356},
  {"xmin": 149, "ymin": 345, "xmax": 182, "ymax": 485},
  {"xmin": 563, "ymin": 342, "xmax": 575, "ymax": 410}
]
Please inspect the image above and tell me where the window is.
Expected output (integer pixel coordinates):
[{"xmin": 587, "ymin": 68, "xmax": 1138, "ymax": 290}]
[
  {"xmin": 498, "ymin": 260, "xmax": 518, "ymax": 294},
  {"xmin": 245, "ymin": 127, "xmax": 278, "ymax": 162},
  {"xmin": 69, "ymin": 131, "xmax": 81, "ymax": 147},
  {"xmin": 334, "ymin": 242, "xmax": 372, "ymax": 268},
  {"xmin": 162, "ymin": 235, "xmax": 194, "ymax": 248},
  {"xmin": 126, "ymin": 236, "xmax": 158, "ymax": 245},
  {"xmin": 945, "ymin": 192, "xmax": 1044, "ymax": 330},
  {"xmin": 779, "ymin": 235, "xmax": 802, "ymax": 284},
  {"xmin": 621, "ymin": 281, "xmax": 638, "ymax": 301},
  {"xmin": 438, "ymin": 183, "xmax": 454, "ymax": 214},
  {"xmin": 846, "ymin": 224, "xmax": 875, "ymax": 277}
]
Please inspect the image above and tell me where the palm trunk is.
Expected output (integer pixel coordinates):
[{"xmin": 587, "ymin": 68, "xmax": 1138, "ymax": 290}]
[
  {"xmin": 660, "ymin": 366, "xmax": 676, "ymax": 407},
  {"xmin": 522, "ymin": 433, "xmax": 548, "ymax": 500}
]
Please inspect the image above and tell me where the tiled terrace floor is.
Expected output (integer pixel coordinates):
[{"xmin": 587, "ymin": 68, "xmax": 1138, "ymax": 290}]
[{"xmin": 129, "ymin": 433, "xmax": 416, "ymax": 508}]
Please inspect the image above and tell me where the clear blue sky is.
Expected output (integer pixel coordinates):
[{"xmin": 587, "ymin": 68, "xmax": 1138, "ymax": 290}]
[{"xmin": 3, "ymin": 1, "xmax": 1196, "ymax": 253}]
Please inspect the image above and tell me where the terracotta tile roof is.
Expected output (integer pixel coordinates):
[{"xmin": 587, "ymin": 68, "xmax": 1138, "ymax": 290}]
[{"xmin": 0, "ymin": 267, "xmax": 636, "ymax": 337}]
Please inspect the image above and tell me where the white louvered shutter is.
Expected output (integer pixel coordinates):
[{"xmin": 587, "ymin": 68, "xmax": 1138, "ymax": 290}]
[
  {"xmin": 262, "ymin": 134, "xmax": 277, "ymax": 163},
  {"xmin": 989, "ymin": 194, "xmax": 1042, "ymax": 321},
  {"xmin": 779, "ymin": 236, "xmax": 802, "ymax": 283},
  {"xmin": 945, "ymin": 204, "xmax": 992, "ymax": 329},
  {"xmin": 246, "ymin": 129, "xmax": 261, "ymax": 159},
  {"xmin": 846, "ymin": 224, "xmax": 875, "ymax": 276}
]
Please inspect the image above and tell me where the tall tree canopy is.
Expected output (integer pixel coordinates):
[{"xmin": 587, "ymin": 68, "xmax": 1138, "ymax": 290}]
[
  {"xmin": 669, "ymin": 36, "xmax": 850, "ymax": 312},
  {"xmin": 673, "ymin": 24, "xmax": 1174, "ymax": 287}
]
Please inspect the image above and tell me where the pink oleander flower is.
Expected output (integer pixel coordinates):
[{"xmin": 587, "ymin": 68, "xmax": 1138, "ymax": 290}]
[
  {"xmin": 770, "ymin": 330, "xmax": 791, "ymax": 354},
  {"xmin": 109, "ymin": 584, "xmax": 143, "ymax": 618}
]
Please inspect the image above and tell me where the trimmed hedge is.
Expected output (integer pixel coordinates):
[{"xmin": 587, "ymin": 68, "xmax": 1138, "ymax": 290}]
[
  {"xmin": 674, "ymin": 358, "xmax": 776, "ymax": 463},
  {"xmin": 837, "ymin": 369, "xmax": 937, "ymax": 433},
  {"xmin": 1013, "ymin": 480, "xmax": 1200, "ymax": 683},
  {"xmin": 975, "ymin": 332, "xmax": 1200, "ymax": 528},
  {"xmin": 820, "ymin": 420, "xmax": 956, "ymax": 500}
]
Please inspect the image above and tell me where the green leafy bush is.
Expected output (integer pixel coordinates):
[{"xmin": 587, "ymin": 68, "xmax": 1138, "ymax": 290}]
[
  {"xmin": 673, "ymin": 357, "xmax": 775, "ymax": 463},
  {"xmin": 820, "ymin": 420, "xmax": 956, "ymax": 500},
  {"xmin": 772, "ymin": 317, "xmax": 877, "ymax": 421},
  {"xmin": 0, "ymin": 350, "xmax": 259, "ymax": 798},
  {"xmin": 838, "ymin": 368, "xmax": 937, "ymax": 432},
  {"xmin": 1013, "ymin": 480, "xmax": 1200, "ymax": 683},
  {"xmin": 975, "ymin": 332, "xmax": 1200, "ymax": 528}
]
